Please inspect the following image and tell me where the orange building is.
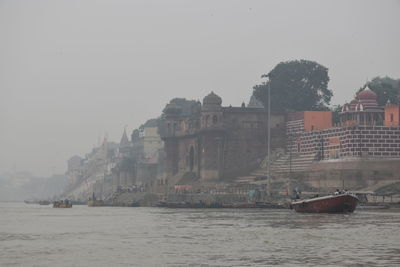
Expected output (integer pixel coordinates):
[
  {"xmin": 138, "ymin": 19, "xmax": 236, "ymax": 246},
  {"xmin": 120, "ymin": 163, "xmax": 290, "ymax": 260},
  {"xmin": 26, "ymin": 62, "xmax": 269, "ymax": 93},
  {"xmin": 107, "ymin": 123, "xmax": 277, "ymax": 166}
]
[
  {"xmin": 384, "ymin": 102, "xmax": 400, "ymax": 126},
  {"xmin": 303, "ymin": 111, "xmax": 332, "ymax": 132},
  {"xmin": 286, "ymin": 111, "xmax": 332, "ymax": 136}
]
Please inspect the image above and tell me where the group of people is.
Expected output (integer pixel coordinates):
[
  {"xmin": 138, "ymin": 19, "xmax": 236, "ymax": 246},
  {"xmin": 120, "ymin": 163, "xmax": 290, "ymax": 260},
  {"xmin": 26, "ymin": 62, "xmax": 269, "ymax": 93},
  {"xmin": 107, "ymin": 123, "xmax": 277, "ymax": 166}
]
[
  {"xmin": 53, "ymin": 199, "xmax": 70, "ymax": 205},
  {"xmin": 334, "ymin": 189, "xmax": 349, "ymax": 195}
]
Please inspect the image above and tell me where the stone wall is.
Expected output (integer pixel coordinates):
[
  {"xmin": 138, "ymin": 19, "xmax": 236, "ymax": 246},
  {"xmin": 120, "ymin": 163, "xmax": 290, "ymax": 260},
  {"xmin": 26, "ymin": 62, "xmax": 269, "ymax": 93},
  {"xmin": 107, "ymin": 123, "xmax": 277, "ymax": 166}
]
[
  {"xmin": 289, "ymin": 125, "xmax": 400, "ymax": 160},
  {"xmin": 300, "ymin": 158, "xmax": 400, "ymax": 192}
]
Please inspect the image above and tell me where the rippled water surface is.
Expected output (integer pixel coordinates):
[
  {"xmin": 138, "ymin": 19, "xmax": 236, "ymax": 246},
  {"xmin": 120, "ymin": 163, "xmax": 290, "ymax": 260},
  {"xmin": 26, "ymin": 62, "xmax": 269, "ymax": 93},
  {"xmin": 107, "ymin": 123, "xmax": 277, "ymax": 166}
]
[{"xmin": 0, "ymin": 203, "xmax": 399, "ymax": 266}]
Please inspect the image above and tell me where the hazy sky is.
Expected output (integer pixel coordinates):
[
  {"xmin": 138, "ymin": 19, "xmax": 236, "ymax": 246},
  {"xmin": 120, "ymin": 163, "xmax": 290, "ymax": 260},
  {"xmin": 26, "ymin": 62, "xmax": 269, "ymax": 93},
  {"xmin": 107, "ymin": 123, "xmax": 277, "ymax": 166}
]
[{"xmin": 1, "ymin": 0, "xmax": 399, "ymax": 176}]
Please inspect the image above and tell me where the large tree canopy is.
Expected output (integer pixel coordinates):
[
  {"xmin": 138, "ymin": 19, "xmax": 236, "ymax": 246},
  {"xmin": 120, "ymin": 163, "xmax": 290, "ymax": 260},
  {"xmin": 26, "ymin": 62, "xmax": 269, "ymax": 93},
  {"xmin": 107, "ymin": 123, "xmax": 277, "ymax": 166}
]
[
  {"xmin": 253, "ymin": 60, "xmax": 332, "ymax": 112},
  {"xmin": 358, "ymin": 76, "xmax": 400, "ymax": 105}
]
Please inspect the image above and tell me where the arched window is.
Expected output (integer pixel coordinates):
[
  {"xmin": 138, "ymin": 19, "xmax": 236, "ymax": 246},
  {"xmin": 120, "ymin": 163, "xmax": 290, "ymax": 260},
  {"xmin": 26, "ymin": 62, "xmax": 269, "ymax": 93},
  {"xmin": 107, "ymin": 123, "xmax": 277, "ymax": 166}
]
[
  {"xmin": 205, "ymin": 115, "xmax": 210, "ymax": 127},
  {"xmin": 189, "ymin": 146, "xmax": 195, "ymax": 171},
  {"xmin": 213, "ymin": 115, "xmax": 218, "ymax": 124}
]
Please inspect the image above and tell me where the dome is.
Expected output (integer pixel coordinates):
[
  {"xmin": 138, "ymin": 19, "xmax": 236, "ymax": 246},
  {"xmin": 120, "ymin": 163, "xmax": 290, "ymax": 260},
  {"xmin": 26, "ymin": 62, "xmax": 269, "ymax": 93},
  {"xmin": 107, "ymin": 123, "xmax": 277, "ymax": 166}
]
[
  {"xmin": 203, "ymin": 91, "xmax": 222, "ymax": 106},
  {"xmin": 357, "ymin": 86, "xmax": 377, "ymax": 100},
  {"xmin": 349, "ymin": 99, "xmax": 358, "ymax": 110}
]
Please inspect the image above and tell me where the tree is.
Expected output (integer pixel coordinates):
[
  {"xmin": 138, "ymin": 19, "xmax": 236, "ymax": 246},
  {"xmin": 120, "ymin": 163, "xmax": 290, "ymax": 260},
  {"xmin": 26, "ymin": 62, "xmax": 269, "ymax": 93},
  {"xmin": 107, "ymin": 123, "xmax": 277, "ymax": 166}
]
[
  {"xmin": 331, "ymin": 104, "xmax": 343, "ymax": 125},
  {"xmin": 253, "ymin": 60, "xmax": 332, "ymax": 112},
  {"xmin": 357, "ymin": 76, "xmax": 400, "ymax": 105}
]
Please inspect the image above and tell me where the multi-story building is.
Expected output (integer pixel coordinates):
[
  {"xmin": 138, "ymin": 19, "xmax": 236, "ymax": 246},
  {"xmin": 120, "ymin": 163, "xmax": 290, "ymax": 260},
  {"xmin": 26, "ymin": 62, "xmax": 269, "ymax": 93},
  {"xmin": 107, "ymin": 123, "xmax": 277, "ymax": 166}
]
[{"xmin": 160, "ymin": 91, "xmax": 285, "ymax": 185}]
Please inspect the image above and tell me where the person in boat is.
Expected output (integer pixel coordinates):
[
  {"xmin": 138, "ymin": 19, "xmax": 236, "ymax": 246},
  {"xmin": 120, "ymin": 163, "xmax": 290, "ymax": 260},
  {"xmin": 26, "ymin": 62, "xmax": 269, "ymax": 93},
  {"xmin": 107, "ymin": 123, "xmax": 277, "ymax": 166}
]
[
  {"xmin": 293, "ymin": 187, "xmax": 301, "ymax": 199},
  {"xmin": 335, "ymin": 189, "xmax": 340, "ymax": 195}
]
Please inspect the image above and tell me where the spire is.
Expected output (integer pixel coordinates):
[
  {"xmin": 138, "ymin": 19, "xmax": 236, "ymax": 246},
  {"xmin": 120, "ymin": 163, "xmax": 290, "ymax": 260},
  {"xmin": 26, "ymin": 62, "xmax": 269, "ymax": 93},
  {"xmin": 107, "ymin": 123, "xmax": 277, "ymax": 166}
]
[
  {"xmin": 120, "ymin": 127, "xmax": 130, "ymax": 147},
  {"xmin": 248, "ymin": 94, "xmax": 264, "ymax": 108}
]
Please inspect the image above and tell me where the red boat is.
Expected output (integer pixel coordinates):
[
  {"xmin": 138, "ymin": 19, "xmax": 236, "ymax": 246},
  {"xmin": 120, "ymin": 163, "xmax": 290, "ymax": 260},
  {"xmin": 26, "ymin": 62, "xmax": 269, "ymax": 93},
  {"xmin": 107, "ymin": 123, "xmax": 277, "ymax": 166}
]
[{"xmin": 291, "ymin": 193, "xmax": 359, "ymax": 213}]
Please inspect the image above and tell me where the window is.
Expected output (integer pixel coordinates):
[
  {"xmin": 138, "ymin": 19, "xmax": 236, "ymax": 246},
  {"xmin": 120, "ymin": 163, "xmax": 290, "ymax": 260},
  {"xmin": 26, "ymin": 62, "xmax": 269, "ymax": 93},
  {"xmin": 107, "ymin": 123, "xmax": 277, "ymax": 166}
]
[
  {"xmin": 391, "ymin": 113, "xmax": 394, "ymax": 122},
  {"xmin": 213, "ymin": 115, "xmax": 218, "ymax": 124}
]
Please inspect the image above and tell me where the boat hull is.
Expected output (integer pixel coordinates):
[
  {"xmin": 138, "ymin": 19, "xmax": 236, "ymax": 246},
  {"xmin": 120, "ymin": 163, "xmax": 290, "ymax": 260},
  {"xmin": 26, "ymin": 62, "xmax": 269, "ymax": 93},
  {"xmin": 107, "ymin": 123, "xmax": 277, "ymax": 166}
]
[
  {"xmin": 292, "ymin": 194, "xmax": 359, "ymax": 213},
  {"xmin": 87, "ymin": 200, "xmax": 105, "ymax": 207},
  {"xmin": 53, "ymin": 203, "xmax": 72, "ymax": 208}
]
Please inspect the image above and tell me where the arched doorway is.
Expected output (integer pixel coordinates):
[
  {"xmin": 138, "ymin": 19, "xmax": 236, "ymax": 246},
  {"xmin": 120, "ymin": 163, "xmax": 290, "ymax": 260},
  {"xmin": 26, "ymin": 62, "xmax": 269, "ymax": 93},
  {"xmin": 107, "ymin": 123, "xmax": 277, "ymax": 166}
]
[{"xmin": 189, "ymin": 146, "xmax": 195, "ymax": 172}]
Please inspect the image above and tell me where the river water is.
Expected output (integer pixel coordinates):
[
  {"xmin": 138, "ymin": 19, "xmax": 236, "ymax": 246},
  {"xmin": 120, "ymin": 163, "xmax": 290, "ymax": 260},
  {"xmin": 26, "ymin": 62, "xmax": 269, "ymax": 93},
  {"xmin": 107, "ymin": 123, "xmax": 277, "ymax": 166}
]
[{"xmin": 0, "ymin": 203, "xmax": 399, "ymax": 267}]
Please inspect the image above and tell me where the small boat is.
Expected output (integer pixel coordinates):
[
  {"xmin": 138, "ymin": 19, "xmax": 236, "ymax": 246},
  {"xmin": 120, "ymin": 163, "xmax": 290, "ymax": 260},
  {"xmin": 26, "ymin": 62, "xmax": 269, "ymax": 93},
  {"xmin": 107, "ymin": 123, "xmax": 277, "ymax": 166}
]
[
  {"xmin": 39, "ymin": 200, "xmax": 50, "ymax": 205},
  {"xmin": 53, "ymin": 201, "xmax": 72, "ymax": 208},
  {"xmin": 87, "ymin": 199, "xmax": 105, "ymax": 207},
  {"xmin": 88, "ymin": 192, "xmax": 106, "ymax": 207},
  {"xmin": 291, "ymin": 193, "xmax": 359, "ymax": 213}
]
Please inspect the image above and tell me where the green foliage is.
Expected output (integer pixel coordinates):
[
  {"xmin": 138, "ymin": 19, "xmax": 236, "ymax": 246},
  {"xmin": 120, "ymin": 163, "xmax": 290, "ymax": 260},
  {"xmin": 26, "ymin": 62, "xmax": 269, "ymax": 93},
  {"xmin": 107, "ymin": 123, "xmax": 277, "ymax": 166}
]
[
  {"xmin": 139, "ymin": 118, "xmax": 160, "ymax": 129},
  {"xmin": 163, "ymin": 98, "xmax": 201, "ymax": 117},
  {"xmin": 357, "ymin": 76, "xmax": 400, "ymax": 105},
  {"xmin": 131, "ymin": 117, "xmax": 162, "ymax": 142},
  {"xmin": 253, "ymin": 60, "xmax": 332, "ymax": 112},
  {"xmin": 131, "ymin": 129, "xmax": 140, "ymax": 142},
  {"xmin": 331, "ymin": 104, "xmax": 343, "ymax": 125}
]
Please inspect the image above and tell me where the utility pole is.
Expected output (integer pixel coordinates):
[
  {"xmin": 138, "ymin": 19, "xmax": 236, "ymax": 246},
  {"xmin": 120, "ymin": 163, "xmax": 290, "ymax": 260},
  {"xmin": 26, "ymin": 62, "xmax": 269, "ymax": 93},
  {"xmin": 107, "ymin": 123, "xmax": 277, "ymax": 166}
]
[
  {"xmin": 267, "ymin": 78, "xmax": 271, "ymax": 197},
  {"xmin": 320, "ymin": 136, "xmax": 324, "ymax": 160},
  {"xmin": 289, "ymin": 134, "xmax": 292, "ymax": 175}
]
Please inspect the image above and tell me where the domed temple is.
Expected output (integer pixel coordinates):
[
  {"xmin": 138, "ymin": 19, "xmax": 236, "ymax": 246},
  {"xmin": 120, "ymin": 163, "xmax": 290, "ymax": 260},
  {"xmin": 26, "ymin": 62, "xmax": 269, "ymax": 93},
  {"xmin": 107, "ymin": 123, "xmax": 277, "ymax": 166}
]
[{"xmin": 339, "ymin": 86, "xmax": 384, "ymax": 126}]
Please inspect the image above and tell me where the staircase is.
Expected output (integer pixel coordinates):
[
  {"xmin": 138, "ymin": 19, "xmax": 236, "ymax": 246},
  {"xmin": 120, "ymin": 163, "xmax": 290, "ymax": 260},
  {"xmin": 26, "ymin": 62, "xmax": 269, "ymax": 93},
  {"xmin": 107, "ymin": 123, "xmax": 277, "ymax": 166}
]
[
  {"xmin": 234, "ymin": 152, "xmax": 317, "ymax": 184},
  {"xmin": 270, "ymin": 153, "xmax": 316, "ymax": 174}
]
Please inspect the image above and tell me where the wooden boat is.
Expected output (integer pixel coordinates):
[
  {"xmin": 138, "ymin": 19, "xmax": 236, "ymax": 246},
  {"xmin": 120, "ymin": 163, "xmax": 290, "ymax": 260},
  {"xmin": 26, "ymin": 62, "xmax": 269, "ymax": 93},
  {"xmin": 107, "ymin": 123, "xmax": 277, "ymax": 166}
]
[
  {"xmin": 87, "ymin": 199, "xmax": 105, "ymax": 207},
  {"xmin": 39, "ymin": 200, "xmax": 50, "ymax": 205},
  {"xmin": 53, "ymin": 201, "xmax": 72, "ymax": 208},
  {"xmin": 291, "ymin": 193, "xmax": 359, "ymax": 213}
]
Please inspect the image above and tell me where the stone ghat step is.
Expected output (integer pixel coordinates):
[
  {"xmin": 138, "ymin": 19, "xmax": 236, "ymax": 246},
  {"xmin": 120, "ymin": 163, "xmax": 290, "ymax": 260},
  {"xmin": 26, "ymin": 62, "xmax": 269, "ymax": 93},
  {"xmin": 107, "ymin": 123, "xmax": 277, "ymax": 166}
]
[
  {"xmin": 271, "ymin": 162, "xmax": 314, "ymax": 169},
  {"xmin": 253, "ymin": 164, "xmax": 312, "ymax": 173},
  {"xmin": 271, "ymin": 161, "xmax": 314, "ymax": 167},
  {"xmin": 272, "ymin": 162, "xmax": 311, "ymax": 168},
  {"xmin": 272, "ymin": 159, "xmax": 315, "ymax": 166},
  {"xmin": 271, "ymin": 167, "xmax": 309, "ymax": 173},
  {"xmin": 235, "ymin": 176, "xmax": 257, "ymax": 181},
  {"xmin": 273, "ymin": 155, "xmax": 315, "ymax": 162},
  {"xmin": 272, "ymin": 161, "xmax": 314, "ymax": 167}
]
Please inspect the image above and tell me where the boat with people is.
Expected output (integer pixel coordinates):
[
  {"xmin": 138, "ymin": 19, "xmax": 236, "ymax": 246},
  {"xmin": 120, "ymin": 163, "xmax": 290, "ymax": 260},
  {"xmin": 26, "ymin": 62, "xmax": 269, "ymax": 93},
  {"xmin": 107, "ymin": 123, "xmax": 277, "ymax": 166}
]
[
  {"xmin": 87, "ymin": 199, "xmax": 105, "ymax": 207},
  {"xmin": 53, "ymin": 200, "xmax": 72, "ymax": 208},
  {"xmin": 87, "ymin": 192, "xmax": 106, "ymax": 207},
  {"xmin": 291, "ymin": 190, "xmax": 359, "ymax": 213}
]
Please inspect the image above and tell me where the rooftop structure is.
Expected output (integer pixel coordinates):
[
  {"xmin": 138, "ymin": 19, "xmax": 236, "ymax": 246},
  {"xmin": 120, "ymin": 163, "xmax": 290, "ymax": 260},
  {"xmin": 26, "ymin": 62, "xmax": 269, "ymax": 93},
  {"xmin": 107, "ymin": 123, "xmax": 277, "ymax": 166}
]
[{"xmin": 339, "ymin": 86, "xmax": 384, "ymax": 126}]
